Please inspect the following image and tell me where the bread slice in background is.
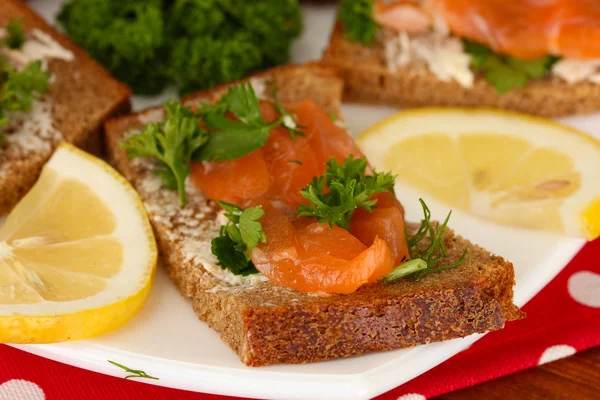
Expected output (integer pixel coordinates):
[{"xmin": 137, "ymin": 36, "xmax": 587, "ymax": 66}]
[
  {"xmin": 323, "ymin": 22, "xmax": 600, "ymax": 118},
  {"xmin": 105, "ymin": 63, "xmax": 523, "ymax": 366},
  {"xmin": 0, "ymin": 0, "xmax": 131, "ymax": 216}
]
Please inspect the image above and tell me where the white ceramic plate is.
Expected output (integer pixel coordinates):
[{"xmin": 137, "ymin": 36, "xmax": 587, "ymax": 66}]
[{"xmin": 6, "ymin": 2, "xmax": 596, "ymax": 399}]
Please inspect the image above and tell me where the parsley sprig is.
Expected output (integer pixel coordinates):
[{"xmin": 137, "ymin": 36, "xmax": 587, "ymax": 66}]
[
  {"xmin": 211, "ymin": 201, "xmax": 266, "ymax": 276},
  {"xmin": 1, "ymin": 20, "xmax": 51, "ymax": 144},
  {"xmin": 108, "ymin": 360, "xmax": 159, "ymax": 381},
  {"xmin": 296, "ymin": 155, "xmax": 396, "ymax": 230},
  {"xmin": 339, "ymin": 0, "xmax": 379, "ymax": 44},
  {"xmin": 121, "ymin": 101, "xmax": 208, "ymax": 205},
  {"xmin": 385, "ymin": 199, "xmax": 467, "ymax": 282},
  {"xmin": 4, "ymin": 19, "xmax": 25, "ymax": 49},
  {"xmin": 122, "ymin": 82, "xmax": 304, "ymax": 203},
  {"xmin": 463, "ymin": 40, "xmax": 559, "ymax": 93}
]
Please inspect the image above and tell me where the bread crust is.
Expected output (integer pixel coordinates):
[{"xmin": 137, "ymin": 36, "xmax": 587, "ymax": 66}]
[
  {"xmin": 104, "ymin": 63, "xmax": 523, "ymax": 367},
  {"xmin": 323, "ymin": 22, "xmax": 600, "ymax": 117},
  {"xmin": 0, "ymin": 0, "xmax": 131, "ymax": 216}
]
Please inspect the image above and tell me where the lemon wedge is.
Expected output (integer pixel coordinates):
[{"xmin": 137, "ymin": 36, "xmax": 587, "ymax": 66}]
[
  {"xmin": 0, "ymin": 143, "xmax": 157, "ymax": 343},
  {"xmin": 358, "ymin": 108, "xmax": 600, "ymax": 239}
]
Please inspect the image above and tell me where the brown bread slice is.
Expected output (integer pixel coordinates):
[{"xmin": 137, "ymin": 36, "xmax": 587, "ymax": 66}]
[
  {"xmin": 104, "ymin": 63, "xmax": 524, "ymax": 366},
  {"xmin": 323, "ymin": 22, "xmax": 600, "ymax": 118},
  {"xmin": 0, "ymin": 0, "xmax": 131, "ymax": 216}
]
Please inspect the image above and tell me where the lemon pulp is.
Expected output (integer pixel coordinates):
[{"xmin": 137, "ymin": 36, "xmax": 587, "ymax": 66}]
[{"xmin": 359, "ymin": 108, "xmax": 600, "ymax": 239}]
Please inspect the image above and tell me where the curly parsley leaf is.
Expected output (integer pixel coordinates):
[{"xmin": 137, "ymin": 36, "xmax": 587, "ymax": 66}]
[
  {"xmin": 463, "ymin": 39, "xmax": 558, "ymax": 93},
  {"xmin": 296, "ymin": 155, "xmax": 396, "ymax": 230},
  {"xmin": 219, "ymin": 82, "xmax": 263, "ymax": 125},
  {"xmin": 194, "ymin": 112, "xmax": 272, "ymax": 161},
  {"xmin": 385, "ymin": 199, "xmax": 467, "ymax": 282},
  {"xmin": 211, "ymin": 234, "xmax": 258, "ymax": 276},
  {"xmin": 339, "ymin": 0, "xmax": 379, "ymax": 44},
  {"xmin": 0, "ymin": 59, "xmax": 51, "ymax": 146},
  {"xmin": 121, "ymin": 101, "xmax": 208, "ymax": 205},
  {"xmin": 211, "ymin": 202, "xmax": 266, "ymax": 276},
  {"xmin": 238, "ymin": 206, "xmax": 267, "ymax": 250},
  {"xmin": 194, "ymin": 82, "xmax": 304, "ymax": 161},
  {"xmin": 1, "ymin": 61, "xmax": 51, "ymax": 114},
  {"xmin": 5, "ymin": 18, "xmax": 25, "ymax": 49}
]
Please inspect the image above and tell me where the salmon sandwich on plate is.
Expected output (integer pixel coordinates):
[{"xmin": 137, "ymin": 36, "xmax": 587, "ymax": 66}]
[
  {"xmin": 324, "ymin": 0, "xmax": 600, "ymax": 117},
  {"xmin": 104, "ymin": 64, "xmax": 523, "ymax": 366}
]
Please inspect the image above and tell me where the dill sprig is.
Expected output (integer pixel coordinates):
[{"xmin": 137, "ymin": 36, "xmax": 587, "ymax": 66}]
[
  {"xmin": 385, "ymin": 199, "xmax": 467, "ymax": 282},
  {"xmin": 108, "ymin": 360, "xmax": 159, "ymax": 381}
]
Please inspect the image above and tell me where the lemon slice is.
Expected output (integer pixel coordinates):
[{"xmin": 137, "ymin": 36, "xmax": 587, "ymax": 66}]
[
  {"xmin": 358, "ymin": 108, "xmax": 600, "ymax": 239},
  {"xmin": 0, "ymin": 143, "xmax": 157, "ymax": 343}
]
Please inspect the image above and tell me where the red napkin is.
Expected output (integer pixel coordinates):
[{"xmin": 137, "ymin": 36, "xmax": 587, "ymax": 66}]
[{"xmin": 1, "ymin": 239, "xmax": 598, "ymax": 400}]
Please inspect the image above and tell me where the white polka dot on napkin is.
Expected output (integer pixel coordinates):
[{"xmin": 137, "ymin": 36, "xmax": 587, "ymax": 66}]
[
  {"xmin": 397, "ymin": 394, "xmax": 426, "ymax": 400},
  {"xmin": 568, "ymin": 271, "xmax": 600, "ymax": 308},
  {"xmin": 0, "ymin": 380, "xmax": 45, "ymax": 400},
  {"xmin": 539, "ymin": 345, "xmax": 576, "ymax": 365}
]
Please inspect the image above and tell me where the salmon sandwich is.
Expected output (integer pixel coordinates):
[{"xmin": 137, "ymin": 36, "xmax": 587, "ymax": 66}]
[
  {"xmin": 0, "ymin": 0, "xmax": 131, "ymax": 216},
  {"xmin": 324, "ymin": 0, "xmax": 600, "ymax": 117},
  {"xmin": 104, "ymin": 64, "xmax": 523, "ymax": 366}
]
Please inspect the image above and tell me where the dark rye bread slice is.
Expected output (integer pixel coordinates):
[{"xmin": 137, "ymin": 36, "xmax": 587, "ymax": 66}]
[
  {"xmin": 323, "ymin": 21, "xmax": 600, "ymax": 118},
  {"xmin": 104, "ymin": 64, "xmax": 523, "ymax": 366},
  {"xmin": 0, "ymin": 0, "xmax": 131, "ymax": 216}
]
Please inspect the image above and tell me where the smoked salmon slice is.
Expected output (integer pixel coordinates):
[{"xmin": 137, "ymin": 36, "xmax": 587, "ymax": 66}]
[
  {"xmin": 250, "ymin": 201, "xmax": 396, "ymax": 294},
  {"xmin": 377, "ymin": 0, "xmax": 600, "ymax": 59},
  {"xmin": 191, "ymin": 150, "xmax": 270, "ymax": 205},
  {"xmin": 294, "ymin": 99, "xmax": 366, "ymax": 166},
  {"xmin": 351, "ymin": 206, "xmax": 410, "ymax": 266}
]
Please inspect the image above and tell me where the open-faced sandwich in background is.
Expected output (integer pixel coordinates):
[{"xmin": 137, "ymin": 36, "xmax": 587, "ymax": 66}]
[
  {"xmin": 104, "ymin": 63, "xmax": 524, "ymax": 367},
  {"xmin": 0, "ymin": 0, "xmax": 131, "ymax": 216},
  {"xmin": 323, "ymin": 0, "xmax": 600, "ymax": 117}
]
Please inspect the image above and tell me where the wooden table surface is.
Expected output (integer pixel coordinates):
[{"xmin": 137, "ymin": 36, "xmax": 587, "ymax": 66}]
[{"xmin": 434, "ymin": 346, "xmax": 600, "ymax": 400}]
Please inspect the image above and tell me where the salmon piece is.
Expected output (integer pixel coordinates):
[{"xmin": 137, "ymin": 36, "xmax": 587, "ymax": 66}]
[
  {"xmin": 190, "ymin": 150, "xmax": 270, "ymax": 205},
  {"xmin": 293, "ymin": 100, "xmax": 365, "ymax": 167},
  {"xmin": 372, "ymin": 191, "xmax": 405, "ymax": 216},
  {"xmin": 295, "ymin": 238, "xmax": 395, "ymax": 294},
  {"xmin": 251, "ymin": 202, "xmax": 395, "ymax": 294},
  {"xmin": 249, "ymin": 200, "xmax": 300, "ymax": 283},
  {"xmin": 295, "ymin": 219, "xmax": 367, "ymax": 260},
  {"xmin": 429, "ymin": 0, "xmax": 600, "ymax": 59},
  {"xmin": 351, "ymin": 206, "xmax": 410, "ymax": 266},
  {"xmin": 374, "ymin": 0, "xmax": 431, "ymax": 34},
  {"xmin": 375, "ymin": 0, "xmax": 600, "ymax": 59},
  {"xmin": 262, "ymin": 124, "xmax": 322, "ymax": 208}
]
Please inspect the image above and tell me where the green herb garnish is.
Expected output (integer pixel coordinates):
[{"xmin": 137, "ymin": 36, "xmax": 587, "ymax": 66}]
[
  {"xmin": 384, "ymin": 258, "xmax": 427, "ymax": 282},
  {"xmin": 289, "ymin": 159, "xmax": 302, "ymax": 165},
  {"xmin": 194, "ymin": 83, "xmax": 293, "ymax": 162},
  {"xmin": 463, "ymin": 40, "xmax": 558, "ymax": 93},
  {"xmin": 1, "ymin": 20, "xmax": 51, "ymax": 145},
  {"xmin": 57, "ymin": 0, "xmax": 302, "ymax": 95},
  {"xmin": 211, "ymin": 201, "xmax": 266, "ymax": 276},
  {"xmin": 1, "ymin": 61, "xmax": 51, "ymax": 113},
  {"xmin": 108, "ymin": 360, "xmax": 159, "ymax": 381},
  {"xmin": 296, "ymin": 155, "xmax": 396, "ymax": 230},
  {"xmin": 385, "ymin": 199, "xmax": 467, "ymax": 282},
  {"xmin": 120, "ymin": 101, "xmax": 208, "ymax": 205},
  {"xmin": 194, "ymin": 82, "xmax": 305, "ymax": 161},
  {"xmin": 339, "ymin": 0, "xmax": 379, "ymax": 44},
  {"xmin": 270, "ymin": 84, "xmax": 305, "ymax": 140},
  {"xmin": 122, "ymin": 83, "xmax": 305, "ymax": 203},
  {"xmin": 5, "ymin": 19, "xmax": 25, "ymax": 49}
]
